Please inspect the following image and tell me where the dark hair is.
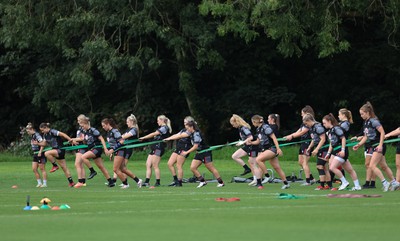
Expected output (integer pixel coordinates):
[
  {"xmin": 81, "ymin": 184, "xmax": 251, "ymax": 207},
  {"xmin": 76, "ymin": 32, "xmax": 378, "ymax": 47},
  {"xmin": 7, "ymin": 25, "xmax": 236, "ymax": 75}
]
[
  {"xmin": 301, "ymin": 105, "xmax": 315, "ymax": 117},
  {"xmin": 185, "ymin": 120, "xmax": 199, "ymax": 131},
  {"xmin": 323, "ymin": 113, "xmax": 339, "ymax": 126},
  {"xmin": 268, "ymin": 114, "xmax": 280, "ymax": 130},
  {"xmin": 39, "ymin": 122, "xmax": 50, "ymax": 129},
  {"xmin": 101, "ymin": 118, "xmax": 118, "ymax": 128},
  {"xmin": 251, "ymin": 115, "xmax": 264, "ymax": 124}
]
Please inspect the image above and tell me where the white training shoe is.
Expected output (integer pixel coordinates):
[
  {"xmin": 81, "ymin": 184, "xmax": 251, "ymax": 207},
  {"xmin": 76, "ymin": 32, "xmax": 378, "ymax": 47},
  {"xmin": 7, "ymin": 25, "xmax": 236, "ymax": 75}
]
[
  {"xmin": 262, "ymin": 177, "xmax": 272, "ymax": 184},
  {"xmin": 390, "ymin": 181, "xmax": 400, "ymax": 191},
  {"xmin": 40, "ymin": 184, "xmax": 47, "ymax": 188},
  {"xmin": 217, "ymin": 183, "xmax": 225, "ymax": 187},
  {"xmin": 118, "ymin": 183, "xmax": 124, "ymax": 187},
  {"xmin": 300, "ymin": 182, "xmax": 311, "ymax": 186},
  {"xmin": 248, "ymin": 180, "xmax": 257, "ymax": 186},
  {"xmin": 137, "ymin": 179, "xmax": 143, "ymax": 188},
  {"xmin": 36, "ymin": 183, "xmax": 42, "ymax": 188},
  {"xmin": 338, "ymin": 181, "xmax": 350, "ymax": 191},
  {"xmin": 196, "ymin": 182, "xmax": 207, "ymax": 188},
  {"xmin": 350, "ymin": 186, "xmax": 362, "ymax": 191},
  {"xmin": 281, "ymin": 184, "xmax": 290, "ymax": 189},
  {"xmin": 383, "ymin": 181, "xmax": 390, "ymax": 192},
  {"xmin": 120, "ymin": 184, "xmax": 130, "ymax": 189}
]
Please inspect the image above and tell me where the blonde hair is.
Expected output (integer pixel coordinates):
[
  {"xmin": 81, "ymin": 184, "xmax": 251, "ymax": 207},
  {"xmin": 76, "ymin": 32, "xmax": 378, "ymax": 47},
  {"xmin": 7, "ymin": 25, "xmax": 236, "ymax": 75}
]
[
  {"xmin": 127, "ymin": 114, "xmax": 140, "ymax": 135},
  {"xmin": 302, "ymin": 113, "xmax": 315, "ymax": 122},
  {"xmin": 360, "ymin": 101, "xmax": 377, "ymax": 118},
  {"xmin": 26, "ymin": 122, "xmax": 34, "ymax": 130},
  {"xmin": 77, "ymin": 114, "xmax": 90, "ymax": 125},
  {"xmin": 158, "ymin": 115, "xmax": 172, "ymax": 133},
  {"xmin": 184, "ymin": 116, "xmax": 194, "ymax": 123},
  {"xmin": 230, "ymin": 114, "xmax": 251, "ymax": 129},
  {"xmin": 339, "ymin": 108, "xmax": 353, "ymax": 124}
]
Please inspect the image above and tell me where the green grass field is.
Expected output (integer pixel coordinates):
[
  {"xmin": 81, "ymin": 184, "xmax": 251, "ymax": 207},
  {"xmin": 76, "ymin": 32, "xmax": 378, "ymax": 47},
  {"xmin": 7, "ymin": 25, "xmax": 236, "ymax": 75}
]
[{"xmin": 0, "ymin": 147, "xmax": 399, "ymax": 241}]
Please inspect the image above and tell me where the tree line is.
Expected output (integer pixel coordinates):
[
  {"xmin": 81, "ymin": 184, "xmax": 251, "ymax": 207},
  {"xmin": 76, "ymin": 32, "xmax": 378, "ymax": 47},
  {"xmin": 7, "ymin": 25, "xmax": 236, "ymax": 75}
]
[{"xmin": 1, "ymin": 0, "xmax": 399, "ymax": 148}]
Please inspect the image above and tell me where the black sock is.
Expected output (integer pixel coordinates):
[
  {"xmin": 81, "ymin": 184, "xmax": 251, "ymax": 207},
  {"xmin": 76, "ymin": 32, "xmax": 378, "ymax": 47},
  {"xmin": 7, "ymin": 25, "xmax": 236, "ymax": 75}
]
[
  {"xmin": 283, "ymin": 180, "xmax": 288, "ymax": 185},
  {"xmin": 327, "ymin": 181, "xmax": 333, "ymax": 188},
  {"xmin": 198, "ymin": 176, "xmax": 205, "ymax": 182},
  {"xmin": 123, "ymin": 179, "xmax": 128, "ymax": 185},
  {"xmin": 310, "ymin": 174, "xmax": 314, "ymax": 180},
  {"xmin": 107, "ymin": 178, "xmax": 113, "ymax": 183},
  {"xmin": 133, "ymin": 177, "xmax": 139, "ymax": 183},
  {"xmin": 67, "ymin": 177, "xmax": 73, "ymax": 184},
  {"xmin": 265, "ymin": 173, "xmax": 270, "ymax": 178},
  {"xmin": 89, "ymin": 167, "xmax": 95, "ymax": 173},
  {"xmin": 217, "ymin": 177, "xmax": 223, "ymax": 184},
  {"xmin": 306, "ymin": 178, "xmax": 311, "ymax": 183},
  {"xmin": 370, "ymin": 181, "xmax": 376, "ymax": 187},
  {"xmin": 52, "ymin": 162, "xmax": 58, "ymax": 167},
  {"xmin": 156, "ymin": 179, "xmax": 160, "ymax": 185},
  {"xmin": 78, "ymin": 178, "xmax": 83, "ymax": 183},
  {"xmin": 243, "ymin": 164, "xmax": 250, "ymax": 171},
  {"xmin": 173, "ymin": 175, "xmax": 178, "ymax": 181},
  {"xmin": 257, "ymin": 179, "xmax": 262, "ymax": 185},
  {"xmin": 178, "ymin": 179, "xmax": 182, "ymax": 185},
  {"xmin": 320, "ymin": 181, "xmax": 326, "ymax": 187},
  {"xmin": 82, "ymin": 178, "xmax": 86, "ymax": 184},
  {"xmin": 364, "ymin": 181, "xmax": 370, "ymax": 186},
  {"xmin": 145, "ymin": 178, "xmax": 150, "ymax": 183}
]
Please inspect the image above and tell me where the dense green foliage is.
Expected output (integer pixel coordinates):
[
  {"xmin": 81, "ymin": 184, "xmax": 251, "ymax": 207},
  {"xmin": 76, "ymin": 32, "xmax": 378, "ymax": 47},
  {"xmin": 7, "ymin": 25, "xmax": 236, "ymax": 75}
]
[{"xmin": 1, "ymin": 0, "xmax": 400, "ymax": 147}]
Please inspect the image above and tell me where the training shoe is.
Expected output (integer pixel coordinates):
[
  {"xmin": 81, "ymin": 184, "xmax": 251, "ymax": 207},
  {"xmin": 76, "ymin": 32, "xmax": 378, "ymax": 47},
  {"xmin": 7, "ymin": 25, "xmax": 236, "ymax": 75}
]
[
  {"xmin": 217, "ymin": 183, "xmax": 225, "ymax": 187},
  {"xmin": 390, "ymin": 181, "xmax": 400, "ymax": 191},
  {"xmin": 240, "ymin": 169, "xmax": 252, "ymax": 176},
  {"xmin": 142, "ymin": 182, "xmax": 149, "ymax": 187},
  {"xmin": 107, "ymin": 182, "xmax": 116, "ymax": 188},
  {"xmin": 262, "ymin": 177, "xmax": 273, "ymax": 184},
  {"xmin": 176, "ymin": 182, "xmax": 182, "ymax": 187},
  {"xmin": 281, "ymin": 184, "xmax": 290, "ymax": 190},
  {"xmin": 118, "ymin": 183, "xmax": 124, "ymax": 187},
  {"xmin": 168, "ymin": 181, "xmax": 177, "ymax": 187},
  {"xmin": 137, "ymin": 179, "xmax": 143, "ymax": 188},
  {"xmin": 74, "ymin": 182, "xmax": 85, "ymax": 188},
  {"xmin": 382, "ymin": 181, "xmax": 390, "ymax": 192},
  {"xmin": 248, "ymin": 179, "xmax": 257, "ymax": 186},
  {"xmin": 310, "ymin": 179, "xmax": 316, "ymax": 185},
  {"xmin": 50, "ymin": 165, "xmax": 59, "ymax": 173},
  {"xmin": 40, "ymin": 184, "xmax": 47, "ymax": 188},
  {"xmin": 338, "ymin": 181, "xmax": 350, "ymax": 191},
  {"xmin": 314, "ymin": 185, "xmax": 325, "ymax": 190},
  {"xmin": 121, "ymin": 184, "xmax": 130, "ymax": 189},
  {"xmin": 350, "ymin": 186, "xmax": 362, "ymax": 191},
  {"xmin": 197, "ymin": 182, "xmax": 207, "ymax": 188},
  {"xmin": 257, "ymin": 185, "xmax": 264, "ymax": 189},
  {"xmin": 154, "ymin": 183, "xmax": 161, "ymax": 187},
  {"xmin": 88, "ymin": 171, "xmax": 97, "ymax": 179},
  {"xmin": 36, "ymin": 183, "xmax": 42, "ymax": 188},
  {"xmin": 69, "ymin": 182, "xmax": 75, "ymax": 188},
  {"xmin": 330, "ymin": 187, "xmax": 338, "ymax": 191},
  {"xmin": 300, "ymin": 182, "xmax": 311, "ymax": 186}
]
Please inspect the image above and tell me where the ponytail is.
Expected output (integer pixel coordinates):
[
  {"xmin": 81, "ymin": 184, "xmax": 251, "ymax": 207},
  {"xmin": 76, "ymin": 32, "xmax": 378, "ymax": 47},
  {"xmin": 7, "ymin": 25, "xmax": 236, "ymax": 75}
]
[
  {"xmin": 158, "ymin": 115, "xmax": 172, "ymax": 133},
  {"xmin": 339, "ymin": 108, "xmax": 353, "ymax": 124},
  {"xmin": 268, "ymin": 113, "xmax": 280, "ymax": 130},
  {"xmin": 323, "ymin": 113, "xmax": 338, "ymax": 126}
]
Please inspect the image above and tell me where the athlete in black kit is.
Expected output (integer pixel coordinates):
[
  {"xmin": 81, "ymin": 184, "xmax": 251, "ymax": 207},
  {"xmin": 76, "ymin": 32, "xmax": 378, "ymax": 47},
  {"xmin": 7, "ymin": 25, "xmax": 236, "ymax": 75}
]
[
  {"xmin": 139, "ymin": 115, "xmax": 172, "ymax": 187},
  {"xmin": 164, "ymin": 116, "xmax": 194, "ymax": 187}
]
